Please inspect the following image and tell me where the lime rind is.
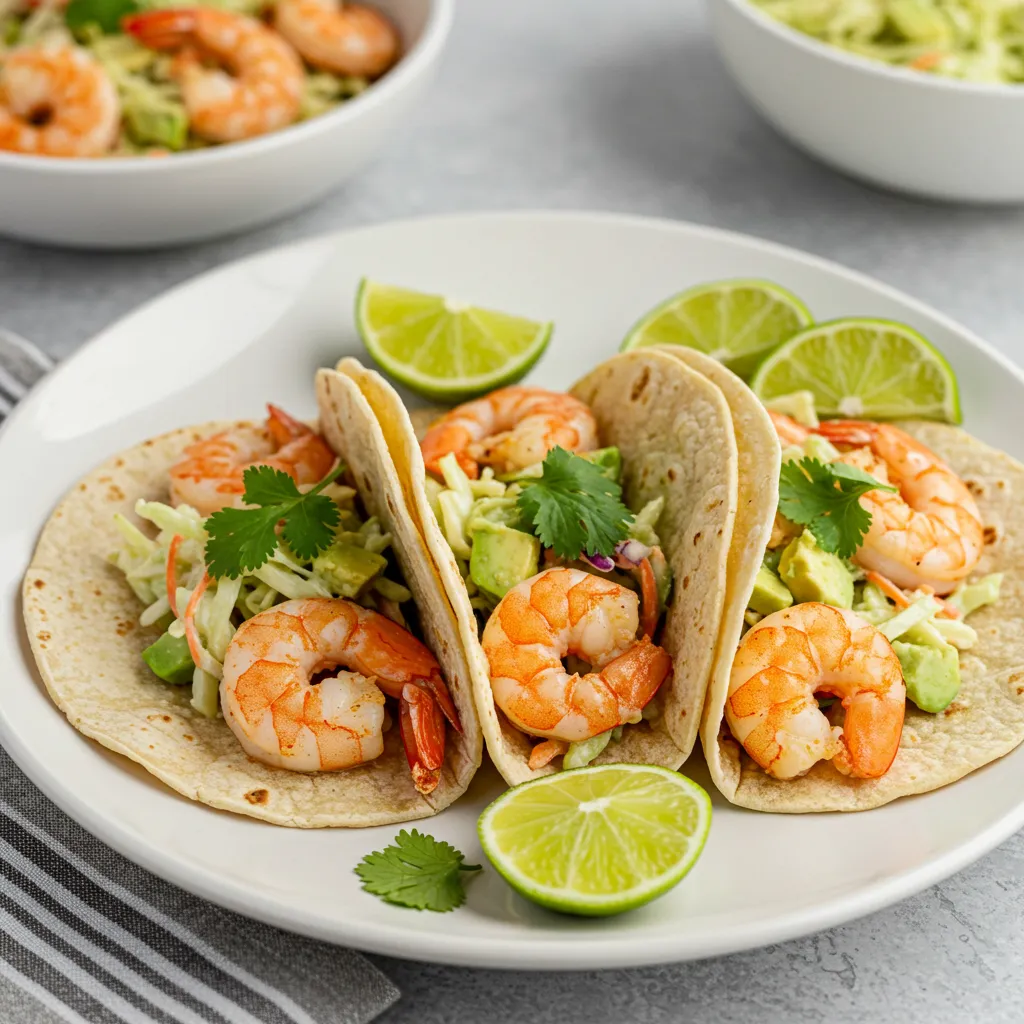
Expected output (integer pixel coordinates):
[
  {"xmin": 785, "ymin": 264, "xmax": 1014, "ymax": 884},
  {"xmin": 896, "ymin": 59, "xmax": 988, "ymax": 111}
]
[
  {"xmin": 620, "ymin": 278, "xmax": 812, "ymax": 381},
  {"xmin": 478, "ymin": 764, "xmax": 712, "ymax": 917},
  {"xmin": 355, "ymin": 279, "xmax": 553, "ymax": 402},
  {"xmin": 750, "ymin": 317, "xmax": 961, "ymax": 424}
]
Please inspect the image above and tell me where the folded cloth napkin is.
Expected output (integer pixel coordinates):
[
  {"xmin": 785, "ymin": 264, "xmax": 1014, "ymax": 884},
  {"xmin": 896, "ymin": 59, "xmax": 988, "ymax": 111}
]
[{"xmin": 0, "ymin": 330, "xmax": 400, "ymax": 1024}]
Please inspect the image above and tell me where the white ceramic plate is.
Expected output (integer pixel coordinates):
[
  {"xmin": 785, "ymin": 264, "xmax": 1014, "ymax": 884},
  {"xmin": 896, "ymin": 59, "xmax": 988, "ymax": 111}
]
[{"xmin": 3, "ymin": 212, "xmax": 1024, "ymax": 970}]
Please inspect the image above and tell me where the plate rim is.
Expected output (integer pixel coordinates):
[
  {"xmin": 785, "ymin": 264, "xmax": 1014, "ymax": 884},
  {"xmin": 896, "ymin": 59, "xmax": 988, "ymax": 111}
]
[{"xmin": 4, "ymin": 209, "xmax": 1024, "ymax": 970}]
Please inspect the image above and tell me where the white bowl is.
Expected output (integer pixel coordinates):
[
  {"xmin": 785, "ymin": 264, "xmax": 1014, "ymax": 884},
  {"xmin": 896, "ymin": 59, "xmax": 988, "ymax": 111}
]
[
  {"xmin": 0, "ymin": 0, "xmax": 451, "ymax": 248},
  {"xmin": 707, "ymin": 0, "xmax": 1024, "ymax": 203}
]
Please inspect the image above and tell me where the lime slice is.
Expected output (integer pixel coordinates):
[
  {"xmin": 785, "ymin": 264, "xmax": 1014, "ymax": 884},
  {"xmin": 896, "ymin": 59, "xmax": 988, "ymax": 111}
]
[
  {"xmin": 620, "ymin": 279, "xmax": 811, "ymax": 380},
  {"xmin": 356, "ymin": 280, "xmax": 553, "ymax": 402},
  {"xmin": 478, "ymin": 764, "xmax": 711, "ymax": 917},
  {"xmin": 751, "ymin": 317, "xmax": 961, "ymax": 423}
]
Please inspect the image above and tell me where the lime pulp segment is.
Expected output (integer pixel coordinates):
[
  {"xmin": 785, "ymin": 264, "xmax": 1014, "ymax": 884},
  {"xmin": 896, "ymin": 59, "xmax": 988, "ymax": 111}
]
[
  {"xmin": 478, "ymin": 764, "xmax": 711, "ymax": 917},
  {"xmin": 356, "ymin": 280, "xmax": 553, "ymax": 402},
  {"xmin": 750, "ymin": 317, "xmax": 961, "ymax": 423},
  {"xmin": 620, "ymin": 279, "xmax": 812, "ymax": 381}
]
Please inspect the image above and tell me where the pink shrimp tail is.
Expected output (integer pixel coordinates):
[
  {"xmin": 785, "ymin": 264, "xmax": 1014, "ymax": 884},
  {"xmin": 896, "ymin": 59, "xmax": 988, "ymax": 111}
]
[
  {"xmin": 813, "ymin": 420, "xmax": 877, "ymax": 447},
  {"xmin": 122, "ymin": 9, "xmax": 198, "ymax": 48}
]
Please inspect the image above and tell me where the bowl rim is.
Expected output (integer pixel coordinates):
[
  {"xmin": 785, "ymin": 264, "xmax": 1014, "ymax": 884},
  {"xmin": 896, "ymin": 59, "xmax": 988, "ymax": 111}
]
[
  {"xmin": 715, "ymin": 0, "xmax": 1024, "ymax": 98},
  {"xmin": 0, "ymin": 0, "xmax": 453, "ymax": 175}
]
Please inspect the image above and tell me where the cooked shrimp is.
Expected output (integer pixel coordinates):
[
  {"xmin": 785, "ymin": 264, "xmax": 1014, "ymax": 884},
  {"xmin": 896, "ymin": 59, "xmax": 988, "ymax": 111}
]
[
  {"xmin": 221, "ymin": 597, "xmax": 461, "ymax": 793},
  {"xmin": 726, "ymin": 603, "xmax": 906, "ymax": 780},
  {"xmin": 481, "ymin": 567, "xmax": 672, "ymax": 743},
  {"xmin": 0, "ymin": 45, "xmax": 120, "ymax": 157},
  {"xmin": 815, "ymin": 420, "xmax": 983, "ymax": 594},
  {"xmin": 421, "ymin": 387, "xmax": 599, "ymax": 479},
  {"xmin": 169, "ymin": 404, "xmax": 336, "ymax": 516},
  {"xmin": 274, "ymin": 0, "xmax": 399, "ymax": 77},
  {"xmin": 124, "ymin": 8, "xmax": 303, "ymax": 143}
]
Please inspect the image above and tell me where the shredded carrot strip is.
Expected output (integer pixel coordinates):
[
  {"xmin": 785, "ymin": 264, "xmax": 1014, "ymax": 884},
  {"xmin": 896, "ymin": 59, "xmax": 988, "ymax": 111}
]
[
  {"xmin": 919, "ymin": 584, "xmax": 961, "ymax": 620},
  {"xmin": 528, "ymin": 739, "xmax": 568, "ymax": 770},
  {"xmin": 165, "ymin": 534, "xmax": 183, "ymax": 620},
  {"xmin": 183, "ymin": 572, "xmax": 211, "ymax": 670},
  {"xmin": 638, "ymin": 557, "xmax": 659, "ymax": 639},
  {"xmin": 910, "ymin": 51, "xmax": 943, "ymax": 71},
  {"xmin": 865, "ymin": 570, "xmax": 910, "ymax": 609}
]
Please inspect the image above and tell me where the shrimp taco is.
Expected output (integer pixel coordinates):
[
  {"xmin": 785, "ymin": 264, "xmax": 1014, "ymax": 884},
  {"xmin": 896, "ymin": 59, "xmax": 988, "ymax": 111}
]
[
  {"xmin": 332, "ymin": 351, "xmax": 739, "ymax": 785},
  {"xmin": 683, "ymin": 358, "xmax": 1024, "ymax": 812},
  {"xmin": 23, "ymin": 388, "xmax": 481, "ymax": 828}
]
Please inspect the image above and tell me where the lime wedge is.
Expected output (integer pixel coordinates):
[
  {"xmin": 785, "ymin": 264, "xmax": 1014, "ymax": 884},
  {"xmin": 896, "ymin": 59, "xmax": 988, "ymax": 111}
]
[
  {"xmin": 478, "ymin": 764, "xmax": 711, "ymax": 917},
  {"xmin": 356, "ymin": 280, "xmax": 553, "ymax": 402},
  {"xmin": 751, "ymin": 317, "xmax": 961, "ymax": 423},
  {"xmin": 620, "ymin": 279, "xmax": 811, "ymax": 380}
]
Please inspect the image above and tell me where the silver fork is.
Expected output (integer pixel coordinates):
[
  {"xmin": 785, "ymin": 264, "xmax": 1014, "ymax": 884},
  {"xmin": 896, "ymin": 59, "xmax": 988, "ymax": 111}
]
[{"xmin": 0, "ymin": 329, "xmax": 54, "ymax": 421}]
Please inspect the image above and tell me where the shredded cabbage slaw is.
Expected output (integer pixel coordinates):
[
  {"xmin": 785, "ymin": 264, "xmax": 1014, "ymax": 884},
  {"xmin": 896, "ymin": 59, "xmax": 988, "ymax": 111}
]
[
  {"xmin": 112, "ymin": 485, "xmax": 411, "ymax": 718},
  {"xmin": 753, "ymin": 0, "xmax": 1024, "ymax": 83}
]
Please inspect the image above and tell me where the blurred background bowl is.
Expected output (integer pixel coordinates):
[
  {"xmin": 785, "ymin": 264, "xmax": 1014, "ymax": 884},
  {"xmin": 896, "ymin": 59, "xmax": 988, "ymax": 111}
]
[
  {"xmin": 707, "ymin": 0, "xmax": 1024, "ymax": 204},
  {"xmin": 0, "ymin": 0, "xmax": 452, "ymax": 249}
]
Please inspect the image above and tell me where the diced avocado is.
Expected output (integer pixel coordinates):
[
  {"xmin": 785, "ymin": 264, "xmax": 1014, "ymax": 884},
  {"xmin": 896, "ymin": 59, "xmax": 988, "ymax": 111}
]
[
  {"xmin": 470, "ymin": 527, "xmax": 540, "ymax": 600},
  {"xmin": 124, "ymin": 103, "xmax": 189, "ymax": 151},
  {"xmin": 581, "ymin": 447, "xmax": 622, "ymax": 482},
  {"xmin": 779, "ymin": 530, "xmax": 854, "ymax": 609},
  {"xmin": 142, "ymin": 632, "xmax": 194, "ymax": 685},
  {"xmin": 893, "ymin": 640, "xmax": 961, "ymax": 713},
  {"xmin": 313, "ymin": 542, "xmax": 387, "ymax": 598},
  {"xmin": 762, "ymin": 548, "xmax": 783, "ymax": 574},
  {"xmin": 749, "ymin": 565, "xmax": 794, "ymax": 615},
  {"xmin": 564, "ymin": 729, "xmax": 614, "ymax": 769},
  {"xmin": 649, "ymin": 546, "xmax": 673, "ymax": 610}
]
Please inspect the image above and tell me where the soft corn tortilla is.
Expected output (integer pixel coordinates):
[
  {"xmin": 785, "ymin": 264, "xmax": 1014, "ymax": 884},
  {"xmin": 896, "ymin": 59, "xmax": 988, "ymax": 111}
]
[
  {"xmin": 23, "ymin": 380, "xmax": 481, "ymax": 828},
  {"xmin": 700, "ymin": 418, "xmax": 1024, "ymax": 812},
  {"xmin": 336, "ymin": 352, "xmax": 738, "ymax": 786}
]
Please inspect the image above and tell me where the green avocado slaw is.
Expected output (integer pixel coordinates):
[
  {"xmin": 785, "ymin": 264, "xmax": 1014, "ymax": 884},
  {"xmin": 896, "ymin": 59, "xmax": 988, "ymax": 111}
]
[
  {"xmin": 0, "ymin": 0, "xmax": 369, "ymax": 156},
  {"xmin": 753, "ymin": 0, "xmax": 1024, "ymax": 83},
  {"xmin": 426, "ymin": 447, "xmax": 673, "ymax": 769},
  {"xmin": 111, "ymin": 478, "xmax": 412, "ymax": 717},
  {"xmin": 755, "ymin": 393, "xmax": 1002, "ymax": 716}
]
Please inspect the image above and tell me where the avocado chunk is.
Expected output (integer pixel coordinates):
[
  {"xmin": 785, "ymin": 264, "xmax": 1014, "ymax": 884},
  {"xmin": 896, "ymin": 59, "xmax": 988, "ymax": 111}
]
[
  {"xmin": 581, "ymin": 447, "xmax": 622, "ymax": 482},
  {"xmin": 470, "ymin": 527, "xmax": 540, "ymax": 600},
  {"xmin": 124, "ymin": 103, "xmax": 189, "ymax": 152},
  {"xmin": 749, "ymin": 565, "xmax": 794, "ymax": 615},
  {"xmin": 142, "ymin": 632, "xmax": 194, "ymax": 685},
  {"xmin": 779, "ymin": 530, "xmax": 854, "ymax": 609},
  {"xmin": 893, "ymin": 640, "xmax": 961, "ymax": 713},
  {"xmin": 313, "ymin": 542, "xmax": 388, "ymax": 598}
]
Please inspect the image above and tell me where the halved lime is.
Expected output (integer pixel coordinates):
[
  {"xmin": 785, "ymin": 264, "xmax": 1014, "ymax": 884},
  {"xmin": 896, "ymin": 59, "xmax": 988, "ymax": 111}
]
[
  {"xmin": 620, "ymin": 279, "xmax": 812, "ymax": 380},
  {"xmin": 356, "ymin": 280, "xmax": 553, "ymax": 402},
  {"xmin": 751, "ymin": 317, "xmax": 961, "ymax": 423},
  {"xmin": 478, "ymin": 764, "xmax": 711, "ymax": 917}
]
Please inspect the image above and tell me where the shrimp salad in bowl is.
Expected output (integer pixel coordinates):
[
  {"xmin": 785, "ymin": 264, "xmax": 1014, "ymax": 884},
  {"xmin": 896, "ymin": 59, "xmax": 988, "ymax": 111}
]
[
  {"xmin": 0, "ymin": 0, "xmax": 399, "ymax": 157},
  {"xmin": 22, "ymin": 384, "xmax": 482, "ymax": 827}
]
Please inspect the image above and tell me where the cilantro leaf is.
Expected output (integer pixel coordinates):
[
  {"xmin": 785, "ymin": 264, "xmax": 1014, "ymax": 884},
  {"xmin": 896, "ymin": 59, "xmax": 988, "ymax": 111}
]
[
  {"xmin": 241, "ymin": 464, "xmax": 303, "ymax": 505},
  {"xmin": 281, "ymin": 493, "xmax": 340, "ymax": 560},
  {"xmin": 516, "ymin": 447, "xmax": 634, "ymax": 560},
  {"xmin": 778, "ymin": 457, "xmax": 896, "ymax": 559},
  {"xmin": 203, "ymin": 464, "xmax": 343, "ymax": 579},
  {"xmin": 65, "ymin": 0, "xmax": 139, "ymax": 34},
  {"xmin": 355, "ymin": 830, "xmax": 481, "ymax": 912}
]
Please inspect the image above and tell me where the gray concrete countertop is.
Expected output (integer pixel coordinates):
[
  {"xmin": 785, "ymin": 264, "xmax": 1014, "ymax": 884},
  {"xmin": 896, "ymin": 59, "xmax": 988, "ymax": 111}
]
[{"xmin": 3, "ymin": 0, "xmax": 1024, "ymax": 1019}]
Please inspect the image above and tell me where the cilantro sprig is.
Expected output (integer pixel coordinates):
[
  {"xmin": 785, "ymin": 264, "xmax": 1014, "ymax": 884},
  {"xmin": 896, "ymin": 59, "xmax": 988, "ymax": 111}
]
[
  {"xmin": 65, "ymin": 0, "xmax": 140, "ymax": 34},
  {"xmin": 778, "ymin": 457, "xmax": 896, "ymax": 559},
  {"xmin": 516, "ymin": 447, "xmax": 634, "ymax": 560},
  {"xmin": 355, "ymin": 830, "xmax": 481, "ymax": 912},
  {"xmin": 204, "ymin": 464, "xmax": 344, "ymax": 579}
]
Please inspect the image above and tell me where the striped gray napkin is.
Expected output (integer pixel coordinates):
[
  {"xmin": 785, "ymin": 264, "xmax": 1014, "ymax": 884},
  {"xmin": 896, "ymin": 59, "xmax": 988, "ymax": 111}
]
[{"xmin": 0, "ymin": 330, "xmax": 400, "ymax": 1024}]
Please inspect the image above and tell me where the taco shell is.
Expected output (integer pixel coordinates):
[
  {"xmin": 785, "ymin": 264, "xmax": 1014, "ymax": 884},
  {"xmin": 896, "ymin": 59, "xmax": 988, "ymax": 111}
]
[
  {"xmin": 336, "ymin": 351, "xmax": 739, "ymax": 785},
  {"xmin": 23, "ymin": 378, "xmax": 481, "ymax": 828}
]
